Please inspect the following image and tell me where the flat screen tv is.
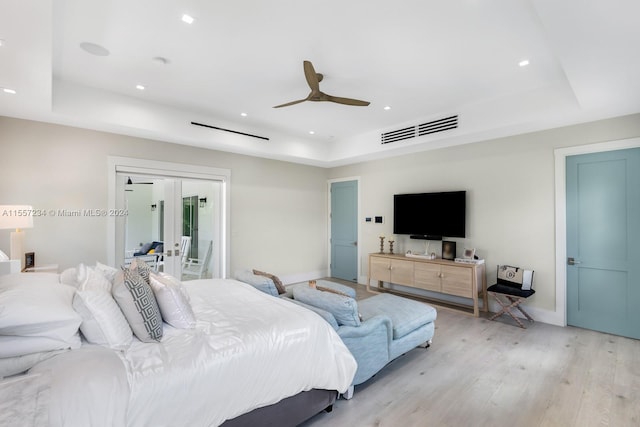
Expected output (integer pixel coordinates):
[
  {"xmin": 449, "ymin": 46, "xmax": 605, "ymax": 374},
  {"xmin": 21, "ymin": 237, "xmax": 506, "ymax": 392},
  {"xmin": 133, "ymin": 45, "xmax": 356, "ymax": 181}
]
[{"xmin": 393, "ymin": 191, "xmax": 466, "ymax": 239}]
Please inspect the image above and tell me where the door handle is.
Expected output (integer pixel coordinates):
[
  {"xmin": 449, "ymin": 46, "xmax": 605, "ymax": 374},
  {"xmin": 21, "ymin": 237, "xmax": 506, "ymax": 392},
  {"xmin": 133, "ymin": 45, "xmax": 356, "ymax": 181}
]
[
  {"xmin": 567, "ymin": 257, "xmax": 581, "ymax": 265},
  {"xmin": 353, "ymin": 241, "xmax": 358, "ymax": 246}
]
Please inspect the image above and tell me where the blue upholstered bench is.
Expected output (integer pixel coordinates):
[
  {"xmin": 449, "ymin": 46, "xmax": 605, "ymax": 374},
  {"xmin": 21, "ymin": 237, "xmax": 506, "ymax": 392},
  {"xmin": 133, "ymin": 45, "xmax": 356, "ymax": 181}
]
[{"xmin": 288, "ymin": 281, "xmax": 437, "ymax": 390}]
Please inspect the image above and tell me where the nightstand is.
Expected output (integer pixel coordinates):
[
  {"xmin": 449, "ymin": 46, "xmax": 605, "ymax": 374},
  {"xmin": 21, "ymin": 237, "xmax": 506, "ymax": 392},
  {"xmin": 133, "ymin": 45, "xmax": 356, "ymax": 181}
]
[{"xmin": 24, "ymin": 264, "xmax": 59, "ymax": 273}]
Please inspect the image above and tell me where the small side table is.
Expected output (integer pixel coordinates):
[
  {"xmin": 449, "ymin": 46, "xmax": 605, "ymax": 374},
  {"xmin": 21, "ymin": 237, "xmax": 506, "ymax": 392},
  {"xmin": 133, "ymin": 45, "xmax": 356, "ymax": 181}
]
[{"xmin": 24, "ymin": 264, "xmax": 59, "ymax": 273}]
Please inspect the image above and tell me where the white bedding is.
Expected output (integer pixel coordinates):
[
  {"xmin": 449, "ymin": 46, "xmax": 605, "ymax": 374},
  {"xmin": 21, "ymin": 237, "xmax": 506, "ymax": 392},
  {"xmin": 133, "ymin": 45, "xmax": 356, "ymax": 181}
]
[{"xmin": 29, "ymin": 279, "xmax": 357, "ymax": 426}]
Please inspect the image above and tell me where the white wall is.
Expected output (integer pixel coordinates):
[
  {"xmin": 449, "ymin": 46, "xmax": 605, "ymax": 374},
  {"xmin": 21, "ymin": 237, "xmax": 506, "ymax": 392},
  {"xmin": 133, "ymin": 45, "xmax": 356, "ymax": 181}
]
[
  {"xmin": 2, "ymin": 112, "xmax": 640, "ymax": 309},
  {"xmin": 328, "ymin": 113, "xmax": 640, "ymax": 318},
  {"xmin": 0, "ymin": 116, "xmax": 329, "ymax": 279}
]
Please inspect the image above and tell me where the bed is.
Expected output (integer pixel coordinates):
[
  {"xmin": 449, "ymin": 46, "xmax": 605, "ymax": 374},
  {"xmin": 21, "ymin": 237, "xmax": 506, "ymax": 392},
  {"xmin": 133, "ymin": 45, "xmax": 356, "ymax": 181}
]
[{"xmin": 0, "ymin": 269, "xmax": 357, "ymax": 426}]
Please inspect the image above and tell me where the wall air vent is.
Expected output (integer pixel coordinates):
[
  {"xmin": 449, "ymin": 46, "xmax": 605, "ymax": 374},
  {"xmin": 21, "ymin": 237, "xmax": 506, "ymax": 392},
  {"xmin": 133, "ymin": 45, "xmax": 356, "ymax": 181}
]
[
  {"xmin": 381, "ymin": 126, "xmax": 416, "ymax": 144},
  {"xmin": 418, "ymin": 115, "xmax": 458, "ymax": 136},
  {"xmin": 381, "ymin": 114, "xmax": 458, "ymax": 145}
]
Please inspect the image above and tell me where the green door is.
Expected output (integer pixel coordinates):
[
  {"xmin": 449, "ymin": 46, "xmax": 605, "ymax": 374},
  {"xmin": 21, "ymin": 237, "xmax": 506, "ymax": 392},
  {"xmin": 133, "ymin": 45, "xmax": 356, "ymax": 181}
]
[
  {"xmin": 331, "ymin": 180, "xmax": 358, "ymax": 282},
  {"xmin": 566, "ymin": 148, "xmax": 640, "ymax": 339}
]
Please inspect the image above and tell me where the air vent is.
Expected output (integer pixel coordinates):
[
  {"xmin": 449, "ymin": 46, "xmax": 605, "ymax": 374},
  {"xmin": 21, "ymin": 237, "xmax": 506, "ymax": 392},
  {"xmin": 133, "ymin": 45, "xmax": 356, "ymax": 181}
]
[
  {"xmin": 381, "ymin": 114, "xmax": 458, "ymax": 145},
  {"xmin": 381, "ymin": 126, "xmax": 416, "ymax": 144},
  {"xmin": 418, "ymin": 115, "xmax": 458, "ymax": 136}
]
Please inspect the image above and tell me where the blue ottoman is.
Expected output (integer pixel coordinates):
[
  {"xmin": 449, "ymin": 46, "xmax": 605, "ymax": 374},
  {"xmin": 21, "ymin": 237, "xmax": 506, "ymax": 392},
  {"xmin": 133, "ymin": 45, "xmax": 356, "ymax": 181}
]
[{"xmin": 358, "ymin": 293, "xmax": 437, "ymax": 360}]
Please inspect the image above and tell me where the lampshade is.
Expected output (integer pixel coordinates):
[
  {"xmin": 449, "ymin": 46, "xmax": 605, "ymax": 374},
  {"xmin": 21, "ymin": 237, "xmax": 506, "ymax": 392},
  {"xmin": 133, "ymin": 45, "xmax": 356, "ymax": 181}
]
[{"xmin": 0, "ymin": 205, "xmax": 34, "ymax": 230}]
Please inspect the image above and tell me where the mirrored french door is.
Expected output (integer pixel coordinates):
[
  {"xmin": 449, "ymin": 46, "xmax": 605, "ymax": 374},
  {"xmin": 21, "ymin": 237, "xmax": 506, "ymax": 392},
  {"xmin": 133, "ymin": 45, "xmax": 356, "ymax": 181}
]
[{"xmin": 108, "ymin": 157, "xmax": 230, "ymax": 280}]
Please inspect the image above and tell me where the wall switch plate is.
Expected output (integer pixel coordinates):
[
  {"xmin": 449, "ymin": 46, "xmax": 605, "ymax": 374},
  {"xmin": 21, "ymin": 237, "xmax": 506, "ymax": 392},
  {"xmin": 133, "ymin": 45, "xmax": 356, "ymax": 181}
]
[
  {"xmin": 365, "ymin": 217, "xmax": 372, "ymax": 222},
  {"xmin": 375, "ymin": 216, "xmax": 384, "ymax": 224}
]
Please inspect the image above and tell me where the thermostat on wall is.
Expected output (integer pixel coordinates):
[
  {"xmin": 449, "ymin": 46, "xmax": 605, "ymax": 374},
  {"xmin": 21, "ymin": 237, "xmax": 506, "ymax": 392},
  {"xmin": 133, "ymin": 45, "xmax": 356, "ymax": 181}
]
[{"xmin": 374, "ymin": 216, "xmax": 384, "ymax": 224}]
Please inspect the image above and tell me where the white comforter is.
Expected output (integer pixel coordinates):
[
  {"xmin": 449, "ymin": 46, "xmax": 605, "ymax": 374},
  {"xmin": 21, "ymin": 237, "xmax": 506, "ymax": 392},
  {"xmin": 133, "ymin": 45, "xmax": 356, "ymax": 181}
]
[{"xmin": 29, "ymin": 279, "xmax": 357, "ymax": 426}]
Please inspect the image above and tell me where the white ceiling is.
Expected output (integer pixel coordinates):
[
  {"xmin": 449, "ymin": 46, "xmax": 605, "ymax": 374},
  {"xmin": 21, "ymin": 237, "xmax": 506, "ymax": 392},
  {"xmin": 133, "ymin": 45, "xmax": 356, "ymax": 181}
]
[{"xmin": 1, "ymin": 0, "xmax": 639, "ymax": 167}]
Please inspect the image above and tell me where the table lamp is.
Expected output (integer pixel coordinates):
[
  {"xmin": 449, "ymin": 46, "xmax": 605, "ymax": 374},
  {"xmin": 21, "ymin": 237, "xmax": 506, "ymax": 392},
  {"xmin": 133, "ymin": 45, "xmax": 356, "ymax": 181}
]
[{"xmin": 0, "ymin": 205, "xmax": 34, "ymax": 269}]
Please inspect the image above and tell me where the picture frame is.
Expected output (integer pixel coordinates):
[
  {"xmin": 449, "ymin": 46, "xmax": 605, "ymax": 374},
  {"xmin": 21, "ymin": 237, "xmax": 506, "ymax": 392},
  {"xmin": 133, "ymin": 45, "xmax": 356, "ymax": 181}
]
[
  {"xmin": 442, "ymin": 241, "xmax": 456, "ymax": 261},
  {"xmin": 463, "ymin": 247, "xmax": 476, "ymax": 259},
  {"xmin": 24, "ymin": 252, "xmax": 35, "ymax": 270}
]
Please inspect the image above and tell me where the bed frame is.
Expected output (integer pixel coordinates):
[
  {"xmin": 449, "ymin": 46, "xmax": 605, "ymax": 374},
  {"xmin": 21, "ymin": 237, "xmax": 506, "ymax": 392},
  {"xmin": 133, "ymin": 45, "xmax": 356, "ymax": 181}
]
[{"xmin": 221, "ymin": 389, "xmax": 337, "ymax": 427}]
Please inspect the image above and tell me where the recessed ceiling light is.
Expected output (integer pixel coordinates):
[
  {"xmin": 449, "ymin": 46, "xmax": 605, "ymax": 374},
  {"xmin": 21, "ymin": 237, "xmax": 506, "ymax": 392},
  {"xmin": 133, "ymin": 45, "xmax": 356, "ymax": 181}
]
[
  {"xmin": 519, "ymin": 59, "xmax": 530, "ymax": 67},
  {"xmin": 182, "ymin": 14, "xmax": 195, "ymax": 24},
  {"xmin": 79, "ymin": 42, "xmax": 110, "ymax": 56},
  {"xmin": 309, "ymin": 130, "xmax": 315, "ymax": 135},
  {"xmin": 136, "ymin": 84, "xmax": 145, "ymax": 90},
  {"xmin": 383, "ymin": 105, "xmax": 391, "ymax": 110},
  {"xmin": 240, "ymin": 112, "xmax": 248, "ymax": 117},
  {"xmin": 0, "ymin": 39, "xmax": 5, "ymax": 47},
  {"xmin": 2, "ymin": 88, "xmax": 16, "ymax": 94}
]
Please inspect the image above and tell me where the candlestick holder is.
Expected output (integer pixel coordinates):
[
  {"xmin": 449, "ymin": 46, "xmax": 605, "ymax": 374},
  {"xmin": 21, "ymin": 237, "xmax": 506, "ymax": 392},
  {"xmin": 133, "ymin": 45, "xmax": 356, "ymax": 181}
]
[
  {"xmin": 379, "ymin": 236, "xmax": 385, "ymax": 253},
  {"xmin": 388, "ymin": 240, "xmax": 395, "ymax": 254}
]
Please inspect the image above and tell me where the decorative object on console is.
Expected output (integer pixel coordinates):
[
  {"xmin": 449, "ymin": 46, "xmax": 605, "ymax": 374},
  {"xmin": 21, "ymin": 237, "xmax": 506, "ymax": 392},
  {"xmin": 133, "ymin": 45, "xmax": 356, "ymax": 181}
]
[
  {"xmin": 463, "ymin": 247, "xmax": 475, "ymax": 259},
  {"xmin": 442, "ymin": 240, "xmax": 456, "ymax": 261},
  {"xmin": 379, "ymin": 235, "xmax": 385, "ymax": 253},
  {"xmin": 0, "ymin": 205, "xmax": 34, "ymax": 270},
  {"xmin": 388, "ymin": 236, "xmax": 395, "ymax": 254}
]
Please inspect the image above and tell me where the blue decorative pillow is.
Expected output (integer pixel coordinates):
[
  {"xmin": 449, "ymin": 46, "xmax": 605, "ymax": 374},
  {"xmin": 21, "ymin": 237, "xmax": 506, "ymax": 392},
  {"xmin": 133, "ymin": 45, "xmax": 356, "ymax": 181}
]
[
  {"xmin": 234, "ymin": 270, "xmax": 278, "ymax": 296},
  {"xmin": 293, "ymin": 286, "xmax": 361, "ymax": 327},
  {"xmin": 137, "ymin": 242, "xmax": 153, "ymax": 255}
]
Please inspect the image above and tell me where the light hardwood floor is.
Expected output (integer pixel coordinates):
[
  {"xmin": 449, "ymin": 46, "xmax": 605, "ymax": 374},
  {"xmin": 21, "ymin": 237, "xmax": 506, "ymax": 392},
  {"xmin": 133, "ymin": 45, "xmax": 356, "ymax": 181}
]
[{"xmin": 301, "ymin": 282, "xmax": 640, "ymax": 427}]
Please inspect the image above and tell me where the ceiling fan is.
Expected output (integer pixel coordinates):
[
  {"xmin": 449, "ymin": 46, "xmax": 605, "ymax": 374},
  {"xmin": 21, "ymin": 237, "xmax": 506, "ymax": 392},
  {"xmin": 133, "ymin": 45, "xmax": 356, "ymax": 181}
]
[{"xmin": 273, "ymin": 60, "xmax": 370, "ymax": 108}]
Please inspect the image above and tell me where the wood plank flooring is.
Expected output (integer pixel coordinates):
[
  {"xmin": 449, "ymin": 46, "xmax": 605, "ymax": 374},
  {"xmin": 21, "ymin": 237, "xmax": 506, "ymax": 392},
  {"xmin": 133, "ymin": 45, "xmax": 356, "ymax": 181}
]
[{"xmin": 300, "ymin": 282, "xmax": 640, "ymax": 427}]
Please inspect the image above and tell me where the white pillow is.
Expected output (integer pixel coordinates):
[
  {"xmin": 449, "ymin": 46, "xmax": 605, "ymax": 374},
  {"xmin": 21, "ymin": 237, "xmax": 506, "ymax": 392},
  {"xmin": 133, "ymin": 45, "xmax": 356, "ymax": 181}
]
[
  {"xmin": 0, "ymin": 350, "xmax": 66, "ymax": 378},
  {"xmin": 149, "ymin": 273, "xmax": 196, "ymax": 329},
  {"xmin": 0, "ymin": 277, "xmax": 82, "ymax": 357},
  {"xmin": 73, "ymin": 289, "xmax": 132, "ymax": 350},
  {"xmin": 0, "ymin": 335, "xmax": 81, "ymax": 359},
  {"xmin": 59, "ymin": 268, "xmax": 78, "ymax": 287},
  {"xmin": 95, "ymin": 261, "xmax": 119, "ymax": 284},
  {"xmin": 78, "ymin": 265, "xmax": 112, "ymax": 292},
  {"xmin": 112, "ymin": 270, "xmax": 163, "ymax": 342}
]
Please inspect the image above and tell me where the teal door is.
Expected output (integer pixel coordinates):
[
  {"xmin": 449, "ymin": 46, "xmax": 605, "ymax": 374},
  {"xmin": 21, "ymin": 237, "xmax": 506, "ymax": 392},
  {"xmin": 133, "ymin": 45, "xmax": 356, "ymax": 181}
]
[
  {"xmin": 331, "ymin": 181, "xmax": 358, "ymax": 282},
  {"xmin": 566, "ymin": 148, "xmax": 640, "ymax": 339}
]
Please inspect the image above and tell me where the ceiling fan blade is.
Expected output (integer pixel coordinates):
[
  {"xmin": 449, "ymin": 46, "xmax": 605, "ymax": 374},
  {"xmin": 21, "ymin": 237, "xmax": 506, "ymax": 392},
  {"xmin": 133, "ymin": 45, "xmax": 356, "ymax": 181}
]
[
  {"xmin": 273, "ymin": 98, "xmax": 308, "ymax": 108},
  {"xmin": 303, "ymin": 61, "xmax": 320, "ymax": 93},
  {"xmin": 325, "ymin": 94, "xmax": 370, "ymax": 106}
]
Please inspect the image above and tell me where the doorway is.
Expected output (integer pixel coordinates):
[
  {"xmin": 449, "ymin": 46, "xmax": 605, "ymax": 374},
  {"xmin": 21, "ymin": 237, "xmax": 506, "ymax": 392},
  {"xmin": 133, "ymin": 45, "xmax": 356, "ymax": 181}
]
[
  {"xmin": 329, "ymin": 179, "xmax": 359, "ymax": 282},
  {"xmin": 565, "ymin": 148, "xmax": 639, "ymax": 339},
  {"xmin": 555, "ymin": 138, "xmax": 640, "ymax": 337},
  {"xmin": 108, "ymin": 157, "xmax": 230, "ymax": 279}
]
